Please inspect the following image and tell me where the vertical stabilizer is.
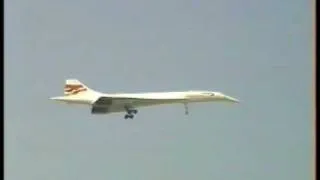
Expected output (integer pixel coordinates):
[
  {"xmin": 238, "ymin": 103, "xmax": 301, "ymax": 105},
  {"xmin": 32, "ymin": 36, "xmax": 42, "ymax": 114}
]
[{"xmin": 64, "ymin": 79, "xmax": 92, "ymax": 96}]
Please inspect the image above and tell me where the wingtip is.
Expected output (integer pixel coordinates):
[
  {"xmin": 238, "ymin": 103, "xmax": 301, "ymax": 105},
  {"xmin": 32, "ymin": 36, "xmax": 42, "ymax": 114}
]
[{"xmin": 50, "ymin": 96, "xmax": 60, "ymax": 101}]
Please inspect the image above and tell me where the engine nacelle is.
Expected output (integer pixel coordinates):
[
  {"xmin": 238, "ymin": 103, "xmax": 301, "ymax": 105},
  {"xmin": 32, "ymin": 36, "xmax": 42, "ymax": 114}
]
[{"xmin": 91, "ymin": 106, "xmax": 109, "ymax": 114}]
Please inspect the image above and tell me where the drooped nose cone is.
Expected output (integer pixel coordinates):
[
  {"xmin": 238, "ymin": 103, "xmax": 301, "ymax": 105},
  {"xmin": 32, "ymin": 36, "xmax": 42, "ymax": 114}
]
[{"xmin": 224, "ymin": 95, "xmax": 240, "ymax": 103}]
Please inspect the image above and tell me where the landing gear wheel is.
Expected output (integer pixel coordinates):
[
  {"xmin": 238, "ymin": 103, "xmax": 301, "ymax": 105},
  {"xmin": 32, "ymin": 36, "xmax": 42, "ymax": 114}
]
[
  {"xmin": 124, "ymin": 105, "xmax": 137, "ymax": 119},
  {"xmin": 124, "ymin": 106, "xmax": 137, "ymax": 114},
  {"xmin": 124, "ymin": 114, "xmax": 134, "ymax": 119},
  {"xmin": 131, "ymin": 110, "xmax": 138, "ymax": 114}
]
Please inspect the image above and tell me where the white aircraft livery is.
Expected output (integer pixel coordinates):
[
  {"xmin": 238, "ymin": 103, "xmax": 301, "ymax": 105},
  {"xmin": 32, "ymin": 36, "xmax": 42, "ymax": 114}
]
[{"xmin": 50, "ymin": 79, "xmax": 239, "ymax": 119}]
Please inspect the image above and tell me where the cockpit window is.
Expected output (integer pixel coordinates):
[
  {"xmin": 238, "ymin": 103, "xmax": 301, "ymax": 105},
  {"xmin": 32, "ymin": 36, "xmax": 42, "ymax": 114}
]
[{"xmin": 202, "ymin": 92, "xmax": 215, "ymax": 96}]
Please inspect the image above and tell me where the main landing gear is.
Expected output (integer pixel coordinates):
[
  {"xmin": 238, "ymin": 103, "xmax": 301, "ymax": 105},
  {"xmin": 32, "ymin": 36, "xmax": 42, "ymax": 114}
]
[{"xmin": 124, "ymin": 106, "xmax": 138, "ymax": 119}]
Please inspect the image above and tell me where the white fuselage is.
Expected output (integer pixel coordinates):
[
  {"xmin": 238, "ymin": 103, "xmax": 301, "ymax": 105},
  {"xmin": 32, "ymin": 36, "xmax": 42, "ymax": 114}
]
[
  {"xmin": 51, "ymin": 79, "xmax": 239, "ymax": 117},
  {"xmin": 51, "ymin": 90, "xmax": 239, "ymax": 108}
]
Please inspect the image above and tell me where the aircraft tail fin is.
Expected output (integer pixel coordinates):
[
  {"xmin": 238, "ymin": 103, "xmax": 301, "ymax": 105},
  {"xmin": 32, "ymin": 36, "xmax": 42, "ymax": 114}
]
[{"xmin": 64, "ymin": 79, "xmax": 94, "ymax": 96}]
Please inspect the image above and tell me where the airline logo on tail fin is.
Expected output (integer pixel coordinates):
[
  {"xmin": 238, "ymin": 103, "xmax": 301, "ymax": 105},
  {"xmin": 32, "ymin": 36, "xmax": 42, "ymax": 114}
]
[{"xmin": 64, "ymin": 79, "xmax": 88, "ymax": 95}]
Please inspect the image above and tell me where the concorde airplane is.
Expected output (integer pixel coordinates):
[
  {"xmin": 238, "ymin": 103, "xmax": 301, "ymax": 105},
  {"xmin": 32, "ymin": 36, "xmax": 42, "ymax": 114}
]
[{"xmin": 50, "ymin": 79, "xmax": 239, "ymax": 119}]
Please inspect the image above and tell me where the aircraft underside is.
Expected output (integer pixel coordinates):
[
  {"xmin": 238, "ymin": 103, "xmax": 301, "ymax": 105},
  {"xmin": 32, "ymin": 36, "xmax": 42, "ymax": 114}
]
[
  {"xmin": 91, "ymin": 99, "xmax": 189, "ymax": 119},
  {"xmin": 91, "ymin": 105, "xmax": 139, "ymax": 119}
]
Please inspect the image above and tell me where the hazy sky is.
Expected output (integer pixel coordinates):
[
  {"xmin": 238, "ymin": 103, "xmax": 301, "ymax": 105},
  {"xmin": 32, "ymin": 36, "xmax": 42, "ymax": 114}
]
[{"xmin": 5, "ymin": 0, "xmax": 313, "ymax": 179}]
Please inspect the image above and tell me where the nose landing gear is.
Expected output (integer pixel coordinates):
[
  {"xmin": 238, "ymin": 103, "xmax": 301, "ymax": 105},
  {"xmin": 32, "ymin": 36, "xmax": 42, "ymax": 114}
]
[{"xmin": 184, "ymin": 103, "xmax": 189, "ymax": 115}]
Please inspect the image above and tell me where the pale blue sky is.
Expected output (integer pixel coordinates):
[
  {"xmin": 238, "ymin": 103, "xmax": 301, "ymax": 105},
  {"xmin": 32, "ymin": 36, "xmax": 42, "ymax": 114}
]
[{"xmin": 5, "ymin": 0, "xmax": 313, "ymax": 179}]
